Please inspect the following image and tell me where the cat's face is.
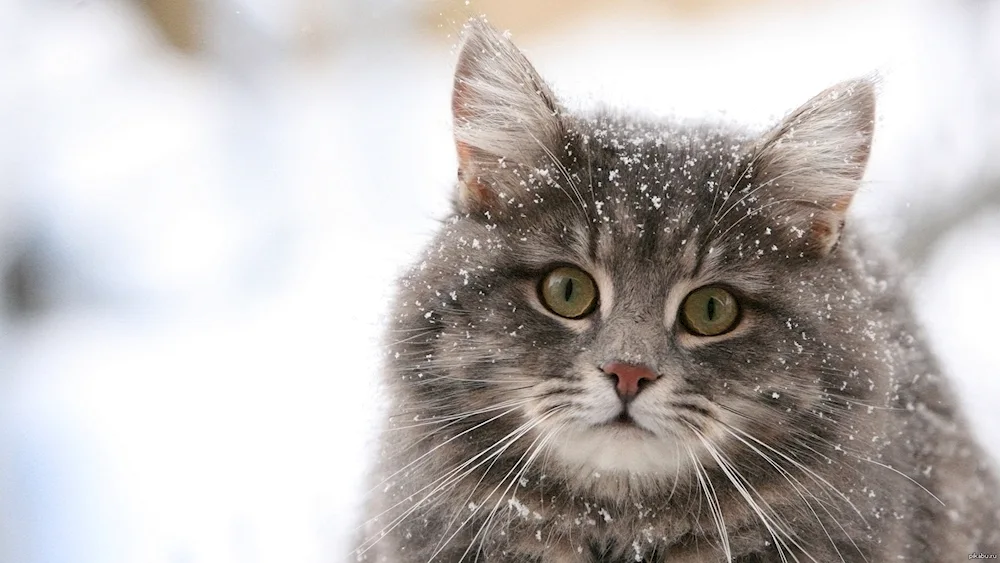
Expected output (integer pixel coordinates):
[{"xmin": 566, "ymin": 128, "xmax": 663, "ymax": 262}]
[{"xmin": 388, "ymin": 19, "xmax": 877, "ymax": 493}]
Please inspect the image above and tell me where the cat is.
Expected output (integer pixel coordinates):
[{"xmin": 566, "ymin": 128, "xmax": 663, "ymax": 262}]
[{"xmin": 353, "ymin": 17, "xmax": 1000, "ymax": 563}]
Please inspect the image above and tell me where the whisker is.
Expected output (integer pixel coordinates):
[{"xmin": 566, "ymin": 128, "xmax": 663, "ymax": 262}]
[
  {"xmin": 719, "ymin": 425, "xmax": 863, "ymax": 563},
  {"xmin": 357, "ymin": 414, "xmax": 544, "ymax": 557},
  {"xmin": 685, "ymin": 441, "xmax": 733, "ymax": 561},
  {"xmin": 718, "ymin": 411, "xmax": 873, "ymax": 529},
  {"xmin": 526, "ymin": 130, "xmax": 589, "ymax": 219},
  {"xmin": 710, "ymin": 145, "xmax": 763, "ymax": 225},
  {"xmin": 853, "ymin": 456, "xmax": 945, "ymax": 507},
  {"xmin": 360, "ymin": 403, "xmax": 526, "ymax": 515},
  {"xmin": 714, "ymin": 196, "xmax": 826, "ymax": 244},
  {"xmin": 709, "ymin": 164, "xmax": 816, "ymax": 236},
  {"xmin": 690, "ymin": 426, "xmax": 803, "ymax": 563},
  {"xmin": 388, "ymin": 397, "xmax": 533, "ymax": 432},
  {"xmin": 432, "ymin": 409, "xmax": 562, "ymax": 562},
  {"xmin": 467, "ymin": 412, "xmax": 565, "ymax": 561}
]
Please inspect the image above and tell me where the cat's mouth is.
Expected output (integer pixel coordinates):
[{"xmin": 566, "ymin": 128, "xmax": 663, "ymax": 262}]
[{"xmin": 601, "ymin": 409, "xmax": 654, "ymax": 435}]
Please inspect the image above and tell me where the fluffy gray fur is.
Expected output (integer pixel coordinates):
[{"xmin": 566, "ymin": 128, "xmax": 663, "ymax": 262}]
[{"xmin": 354, "ymin": 18, "xmax": 1000, "ymax": 563}]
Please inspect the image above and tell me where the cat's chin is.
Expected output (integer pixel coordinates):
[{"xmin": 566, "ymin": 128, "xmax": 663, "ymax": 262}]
[{"xmin": 549, "ymin": 424, "xmax": 690, "ymax": 478}]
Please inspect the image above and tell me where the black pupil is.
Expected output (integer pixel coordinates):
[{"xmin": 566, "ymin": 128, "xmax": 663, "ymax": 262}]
[
  {"xmin": 706, "ymin": 297, "xmax": 717, "ymax": 321},
  {"xmin": 564, "ymin": 278, "xmax": 574, "ymax": 302}
]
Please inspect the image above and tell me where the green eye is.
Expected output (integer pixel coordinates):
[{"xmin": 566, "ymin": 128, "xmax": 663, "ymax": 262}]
[
  {"xmin": 539, "ymin": 266, "xmax": 598, "ymax": 319},
  {"xmin": 681, "ymin": 286, "xmax": 740, "ymax": 336}
]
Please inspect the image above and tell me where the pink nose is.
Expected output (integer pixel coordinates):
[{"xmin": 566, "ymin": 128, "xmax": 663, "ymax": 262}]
[{"xmin": 601, "ymin": 361, "xmax": 659, "ymax": 399}]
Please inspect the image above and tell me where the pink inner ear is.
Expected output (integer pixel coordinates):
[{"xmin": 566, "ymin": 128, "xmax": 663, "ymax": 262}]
[
  {"xmin": 831, "ymin": 194, "xmax": 853, "ymax": 213},
  {"xmin": 455, "ymin": 141, "xmax": 497, "ymax": 213},
  {"xmin": 452, "ymin": 68, "xmax": 498, "ymax": 214},
  {"xmin": 810, "ymin": 205, "xmax": 851, "ymax": 255},
  {"xmin": 810, "ymin": 215, "xmax": 839, "ymax": 252}
]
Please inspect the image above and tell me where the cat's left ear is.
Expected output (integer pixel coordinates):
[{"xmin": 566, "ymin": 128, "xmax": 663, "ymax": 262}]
[
  {"xmin": 451, "ymin": 18, "xmax": 563, "ymax": 215},
  {"xmin": 752, "ymin": 78, "xmax": 876, "ymax": 256}
]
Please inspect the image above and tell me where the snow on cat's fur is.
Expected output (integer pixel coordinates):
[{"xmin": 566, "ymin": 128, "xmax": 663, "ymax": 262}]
[{"xmin": 355, "ymin": 18, "xmax": 1000, "ymax": 563}]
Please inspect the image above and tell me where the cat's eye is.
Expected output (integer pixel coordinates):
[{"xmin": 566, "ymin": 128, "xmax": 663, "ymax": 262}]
[
  {"xmin": 539, "ymin": 266, "xmax": 598, "ymax": 319},
  {"xmin": 680, "ymin": 286, "xmax": 740, "ymax": 336}
]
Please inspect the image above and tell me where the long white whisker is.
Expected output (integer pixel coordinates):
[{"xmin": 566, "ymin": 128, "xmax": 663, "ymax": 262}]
[
  {"xmin": 429, "ymin": 419, "xmax": 542, "ymax": 560},
  {"xmin": 468, "ymin": 414, "xmax": 565, "ymax": 562},
  {"xmin": 364, "ymin": 402, "xmax": 527, "ymax": 499},
  {"xmin": 710, "ymin": 146, "xmax": 763, "ymax": 225},
  {"xmin": 526, "ymin": 130, "xmax": 589, "ymax": 219},
  {"xmin": 855, "ymin": 456, "xmax": 945, "ymax": 507},
  {"xmin": 709, "ymin": 164, "xmax": 816, "ymax": 237},
  {"xmin": 724, "ymin": 424, "xmax": 871, "ymax": 528},
  {"xmin": 690, "ymin": 425, "xmax": 808, "ymax": 563},
  {"xmin": 720, "ymin": 426, "xmax": 854, "ymax": 563},
  {"xmin": 357, "ymin": 410, "xmax": 539, "ymax": 555},
  {"xmin": 430, "ymin": 409, "xmax": 561, "ymax": 562},
  {"xmin": 715, "ymin": 196, "xmax": 824, "ymax": 243},
  {"xmin": 686, "ymin": 442, "xmax": 733, "ymax": 561}
]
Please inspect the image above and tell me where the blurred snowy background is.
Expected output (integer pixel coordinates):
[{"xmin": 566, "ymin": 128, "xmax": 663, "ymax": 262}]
[{"xmin": 1, "ymin": 0, "xmax": 999, "ymax": 561}]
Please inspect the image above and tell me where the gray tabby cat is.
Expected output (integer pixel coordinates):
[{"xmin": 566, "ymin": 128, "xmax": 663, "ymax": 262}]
[{"xmin": 354, "ymin": 18, "xmax": 1000, "ymax": 563}]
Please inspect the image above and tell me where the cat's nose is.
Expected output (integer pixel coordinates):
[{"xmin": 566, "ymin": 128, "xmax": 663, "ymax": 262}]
[{"xmin": 601, "ymin": 361, "xmax": 659, "ymax": 400}]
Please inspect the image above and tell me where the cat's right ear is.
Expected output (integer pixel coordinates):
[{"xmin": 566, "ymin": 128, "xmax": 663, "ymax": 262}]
[
  {"xmin": 750, "ymin": 77, "xmax": 876, "ymax": 256},
  {"xmin": 451, "ymin": 18, "xmax": 563, "ymax": 215}
]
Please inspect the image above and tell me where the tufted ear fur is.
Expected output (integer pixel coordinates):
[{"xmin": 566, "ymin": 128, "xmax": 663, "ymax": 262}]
[
  {"xmin": 751, "ymin": 78, "xmax": 876, "ymax": 256},
  {"xmin": 451, "ymin": 18, "xmax": 564, "ymax": 215}
]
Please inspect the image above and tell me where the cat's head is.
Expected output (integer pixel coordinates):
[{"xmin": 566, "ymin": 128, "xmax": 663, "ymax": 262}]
[{"xmin": 388, "ymin": 18, "xmax": 880, "ymax": 495}]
